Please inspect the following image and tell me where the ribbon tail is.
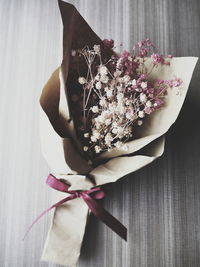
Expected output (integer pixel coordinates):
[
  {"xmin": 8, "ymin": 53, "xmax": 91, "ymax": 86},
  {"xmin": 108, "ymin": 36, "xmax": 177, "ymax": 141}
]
[
  {"xmin": 82, "ymin": 193, "xmax": 127, "ymax": 241},
  {"xmin": 23, "ymin": 195, "xmax": 76, "ymax": 240}
]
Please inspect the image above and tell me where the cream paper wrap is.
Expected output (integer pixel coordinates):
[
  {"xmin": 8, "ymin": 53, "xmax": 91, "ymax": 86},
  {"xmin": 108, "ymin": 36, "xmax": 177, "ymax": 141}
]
[{"xmin": 39, "ymin": 1, "xmax": 198, "ymax": 266}]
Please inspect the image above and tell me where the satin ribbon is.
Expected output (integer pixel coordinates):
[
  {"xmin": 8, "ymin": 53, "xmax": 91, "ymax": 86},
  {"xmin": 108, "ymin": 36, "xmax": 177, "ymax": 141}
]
[{"xmin": 23, "ymin": 174, "xmax": 127, "ymax": 241}]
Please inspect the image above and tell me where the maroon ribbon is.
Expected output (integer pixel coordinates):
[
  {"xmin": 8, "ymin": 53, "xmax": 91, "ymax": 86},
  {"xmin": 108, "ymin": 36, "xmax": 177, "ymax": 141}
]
[{"xmin": 23, "ymin": 174, "xmax": 127, "ymax": 241}]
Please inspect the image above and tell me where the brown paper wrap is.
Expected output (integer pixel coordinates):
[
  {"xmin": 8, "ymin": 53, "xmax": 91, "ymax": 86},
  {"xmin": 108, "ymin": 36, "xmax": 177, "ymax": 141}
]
[{"xmin": 39, "ymin": 1, "xmax": 198, "ymax": 266}]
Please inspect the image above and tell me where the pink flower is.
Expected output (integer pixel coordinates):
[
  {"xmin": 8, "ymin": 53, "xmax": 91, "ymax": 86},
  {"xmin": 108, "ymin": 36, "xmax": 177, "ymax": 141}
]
[
  {"xmin": 120, "ymin": 50, "xmax": 130, "ymax": 58},
  {"xmin": 173, "ymin": 78, "xmax": 182, "ymax": 87},
  {"xmin": 144, "ymin": 107, "xmax": 152, "ymax": 114},
  {"xmin": 75, "ymin": 39, "xmax": 181, "ymax": 155},
  {"xmin": 137, "ymin": 41, "xmax": 144, "ymax": 47},
  {"xmin": 139, "ymin": 47, "xmax": 148, "ymax": 57},
  {"xmin": 169, "ymin": 77, "xmax": 183, "ymax": 87},
  {"xmin": 139, "ymin": 74, "xmax": 147, "ymax": 80},
  {"xmin": 118, "ymin": 50, "xmax": 139, "ymax": 75},
  {"xmin": 146, "ymin": 38, "xmax": 153, "ymax": 47},
  {"xmin": 151, "ymin": 53, "xmax": 164, "ymax": 64},
  {"xmin": 154, "ymin": 98, "xmax": 164, "ymax": 108}
]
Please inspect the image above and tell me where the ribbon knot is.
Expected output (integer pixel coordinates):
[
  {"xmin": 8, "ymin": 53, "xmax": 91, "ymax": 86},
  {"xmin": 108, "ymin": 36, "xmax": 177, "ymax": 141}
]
[
  {"xmin": 73, "ymin": 191, "xmax": 81, "ymax": 198},
  {"xmin": 23, "ymin": 174, "xmax": 127, "ymax": 241},
  {"xmin": 76, "ymin": 192, "xmax": 81, "ymax": 198}
]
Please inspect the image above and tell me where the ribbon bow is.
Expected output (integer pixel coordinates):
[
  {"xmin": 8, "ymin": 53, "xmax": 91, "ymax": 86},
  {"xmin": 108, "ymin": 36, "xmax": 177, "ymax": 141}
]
[{"xmin": 23, "ymin": 174, "xmax": 127, "ymax": 241}]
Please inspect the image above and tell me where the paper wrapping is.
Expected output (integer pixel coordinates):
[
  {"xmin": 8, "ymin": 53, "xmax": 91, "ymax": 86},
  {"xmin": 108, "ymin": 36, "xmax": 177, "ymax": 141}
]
[{"xmin": 39, "ymin": 1, "xmax": 198, "ymax": 266}]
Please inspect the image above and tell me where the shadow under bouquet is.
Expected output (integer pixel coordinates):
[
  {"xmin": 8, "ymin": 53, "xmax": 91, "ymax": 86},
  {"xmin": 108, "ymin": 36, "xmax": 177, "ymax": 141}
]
[{"xmin": 37, "ymin": 1, "xmax": 198, "ymax": 266}]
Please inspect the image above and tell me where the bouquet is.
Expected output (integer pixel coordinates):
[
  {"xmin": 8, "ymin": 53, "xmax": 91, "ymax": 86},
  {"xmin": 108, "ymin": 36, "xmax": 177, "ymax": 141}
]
[
  {"xmin": 70, "ymin": 39, "xmax": 183, "ymax": 157},
  {"xmin": 33, "ymin": 1, "xmax": 198, "ymax": 266}
]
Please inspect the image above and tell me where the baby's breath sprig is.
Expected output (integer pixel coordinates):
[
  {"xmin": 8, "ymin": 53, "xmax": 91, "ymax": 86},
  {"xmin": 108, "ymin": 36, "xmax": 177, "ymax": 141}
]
[{"xmin": 71, "ymin": 39, "xmax": 182, "ymax": 156}]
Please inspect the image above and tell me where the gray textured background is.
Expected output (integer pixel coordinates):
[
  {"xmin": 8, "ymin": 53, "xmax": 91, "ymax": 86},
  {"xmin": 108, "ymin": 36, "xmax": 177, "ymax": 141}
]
[{"xmin": 0, "ymin": 0, "xmax": 200, "ymax": 266}]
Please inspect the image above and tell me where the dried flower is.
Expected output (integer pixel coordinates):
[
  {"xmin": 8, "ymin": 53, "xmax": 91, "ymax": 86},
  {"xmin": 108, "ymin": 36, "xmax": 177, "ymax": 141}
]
[
  {"xmin": 151, "ymin": 53, "xmax": 164, "ymax": 64},
  {"xmin": 73, "ymin": 38, "xmax": 182, "ymax": 156},
  {"xmin": 115, "ymin": 141, "xmax": 123, "ymax": 148},
  {"xmin": 140, "ymin": 93, "xmax": 147, "ymax": 103},
  {"xmin": 146, "ymin": 100, "xmax": 152, "ymax": 107},
  {"xmin": 141, "ymin": 82, "xmax": 147, "ymax": 89},
  {"xmin": 95, "ymin": 81, "xmax": 102, "ymax": 89},
  {"xmin": 83, "ymin": 146, "xmax": 89, "ymax": 151},
  {"xmin": 78, "ymin": 77, "xmax": 87, "ymax": 84},
  {"xmin": 99, "ymin": 65, "xmax": 108, "ymax": 75},
  {"xmin": 91, "ymin": 106, "xmax": 99, "ymax": 113},
  {"xmin": 137, "ymin": 120, "xmax": 143, "ymax": 126},
  {"xmin": 84, "ymin": 133, "xmax": 90, "ymax": 138},
  {"xmin": 95, "ymin": 145, "xmax": 101, "ymax": 153},
  {"xmin": 138, "ymin": 111, "xmax": 145, "ymax": 118},
  {"xmin": 71, "ymin": 50, "xmax": 76, "ymax": 56},
  {"xmin": 93, "ymin": 44, "xmax": 100, "ymax": 53},
  {"xmin": 100, "ymin": 75, "xmax": 109, "ymax": 84}
]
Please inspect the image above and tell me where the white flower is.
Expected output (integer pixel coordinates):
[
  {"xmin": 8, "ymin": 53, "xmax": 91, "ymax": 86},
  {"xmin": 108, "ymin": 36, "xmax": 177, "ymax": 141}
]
[
  {"xmin": 105, "ymin": 118, "xmax": 111, "ymax": 126},
  {"xmin": 108, "ymin": 103, "xmax": 116, "ymax": 111},
  {"xmin": 118, "ymin": 104, "xmax": 126, "ymax": 114},
  {"xmin": 117, "ymin": 85, "xmax": 123, "ymax": 92},
  {"xmin": 71, "ymin": 50, "xmax": 76, "ymax": 56},
  {"xmin": 99, "ymin": 97, "xmax": 107, "ymax": 107},
  {"xmin": 141, "ymin": 81, "xmax": 147, "ymax": 89},
  {"xmin": 112, "ymin": 128, "xmax": 118, "ymax": 134},
  {"xmin": 105, "ymin": 133, "xmax": 113, "ymax": 145},
  {"xmin": 135, "ymin": 88, "xmax": 141, "ymax": 92},
  {"xmin": 83, "ymin": 146, "xmax": 88, "ymax": 151},
  {"xmin": 117, "ymin": 93, "xmax": 124, "ymax": 101},
  {"xmin": 137, "ymin": 120, "xmax": 143, "ymax": 126},
  {"xmin": 138, "ymin": 111, "xmax": 145, "ymax": 118},
  {"xmin": 99, "ymin": 65, "xmax": 108, "ymax": 75},
  {"xmin": 84, "ymin": 132, "xmax": 90, "ymax": 138},
  {"xmin": 95, "ymin": 74, "xmax": 100, "ymax": 81},
  {"xmin": 92, "ymin": 130, "xmax": 100, "ymax": 136},
  {"xmin": 140, "ymin": 93, "xmax": 147, "ymax": 103},
  {"xmin": 116, "ymin": 126, "xmax": 124, "ymax": 136},
  {"xmin": 125, "ymin": 99, "xmax": 132, "ymax": 106},
  {"xmin": 128, "ymin": 56, "xmax": 133, "ymax": 61},
  {"xmin": 124, "ymin": 126, "xmax": 132, "ymax": 135},
  {"xmin": 123, "ymin": 75, "xmax": 131, "ymax": 83},
  {"xmin": 112, "ymin": 121, "xmax": 118, "ymax": 127},
  {"xmin": 95, "ymin": 123, "xmax": 101, "ymax": 130},
  {"xmin": 146, "ymin": 100, "xmax": 152, "ymax": 107},
  {"xmin": 100, "ymin": 75, "xmax": 109, "ymax": 84},
  {"xmin": 93, "ymin": 44, "xmax": 100, "ymax": 53},
  {"xmin": 78, "ymin": 77, "xmax": 87, "ymax": 85},
  {"xmin": 114, "ymin": 70, "xmax": 122, "ymax": 77},
  {"xmin": 115, "ymin": 141, "xmax": 123, "ymax": 148},
  {"xmin": 95, "ymin": 81, "xmax": 102, "ymax": 89},
  {"xmin": 131, "ymin": 79, "xmax": 137, "ymax": 86},
  {"xmin": 95, "ymin": 145, "xmax": 101, "ymax": 153},
  {"xmin": 101, "ymin": 110, "xmax": 110, "ymax": 118},
  {"xmin": 106, "ymin": 89, "xmax": 113, "ymax": 98},
  {"xmin": 91, "ymin": 136, "xmax": 96, "ymax": 142},
  {"xmin": 91, "ymin": 106, "xmax": 99, "ymax": 113},
  {"xmin": 96, "ymin": 115, "xmax": 104, "ymax": 123},
  {"xmin": 126, "ymin": 111, "xmax": 134, "ymax": 120},
  {"xmin": 91, "ymin": 130, "xmax": 101, "ymax": 142}
]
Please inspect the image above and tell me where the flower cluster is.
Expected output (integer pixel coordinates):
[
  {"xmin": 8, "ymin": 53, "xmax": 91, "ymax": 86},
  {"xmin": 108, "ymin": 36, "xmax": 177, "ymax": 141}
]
[{"xmin": 71, "ymin": 39, "xmax": 182, "ymax": 156}]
